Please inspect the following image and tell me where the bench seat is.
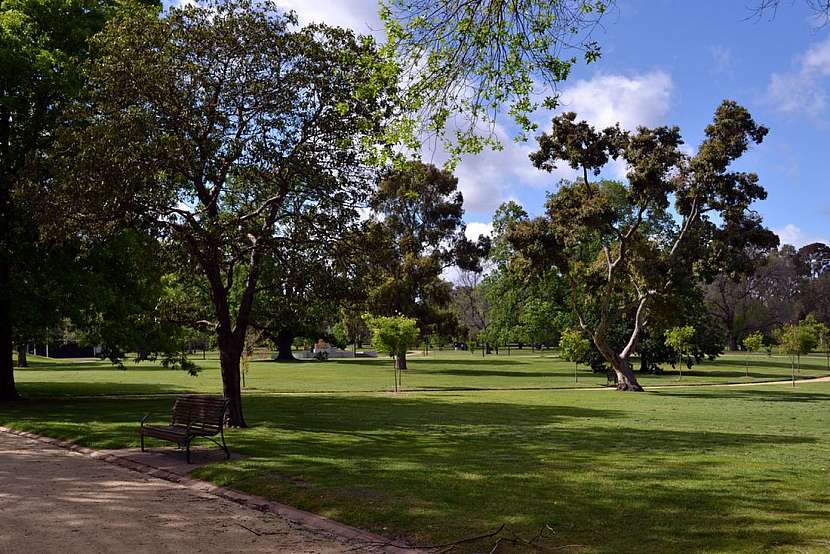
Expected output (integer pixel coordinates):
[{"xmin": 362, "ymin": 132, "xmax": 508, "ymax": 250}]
[{"xmin": 139, "ymin": 395, "xmax": 230, "ymax": 463}]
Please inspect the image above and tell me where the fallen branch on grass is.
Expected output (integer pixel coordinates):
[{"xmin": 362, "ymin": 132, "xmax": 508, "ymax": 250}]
[{"xmin": 363, "ymin": 522, "xmax": 588, "ymax": 553}]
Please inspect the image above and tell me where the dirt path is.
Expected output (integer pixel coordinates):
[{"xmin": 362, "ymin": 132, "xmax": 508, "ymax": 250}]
[{"xmin": 0, "ymin": 431, "xmax": 390, "ymax": 553}]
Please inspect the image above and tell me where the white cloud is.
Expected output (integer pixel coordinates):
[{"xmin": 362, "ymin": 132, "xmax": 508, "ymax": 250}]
[
  {"xmin": 766, "ymin": 36, "xmax": 830, "ymax": 117},
  {"xmin": 774, "ymin": 224, "xmax": 829, "ymax": 248},
  {"xmin": 554, "ymin": 71, "xmax": 674, "ymax": 130},
  {"xmin": 274, "ymin": 0, "xmax": 381, "ymax": 35},
  {"xmin": 767, "ymin": 72, "xmax": 827, "ymax": 114},
  {"xmin": 443, "ymin": 71, "xmax": 675, "ymax": 213},
  {"xmin": 803, "ymin": 37, "xmax": 830, "ymax": 75},
  {"xmin": 709, "ymin": 45, "xmax": 734, "ymax": 75},
  {"xmin": 450, "ymin": 127, "xmax": 578, "ymax": 213},
  {"xmin": 464, "ymin": 222, "xmax": 493, "ymax": 241}
]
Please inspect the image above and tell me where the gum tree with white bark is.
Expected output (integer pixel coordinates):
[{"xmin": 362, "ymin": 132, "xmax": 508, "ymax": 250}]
[{"xmin": 508, "ymin": 100, "xmax": 779, "ymax": 391}]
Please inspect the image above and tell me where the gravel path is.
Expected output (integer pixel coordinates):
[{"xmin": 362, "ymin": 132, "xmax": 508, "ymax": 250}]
[{"xmin": 0, "ymin": 431, "xmax": 386, "ymax": 553}]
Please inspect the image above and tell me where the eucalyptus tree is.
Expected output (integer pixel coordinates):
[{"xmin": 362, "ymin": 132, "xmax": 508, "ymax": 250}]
[
  {"xmin": 49, "ymin": 0, "xmax": 398, "ymax": 426},
  {"xmin": 509, "ymin": 101, "xmax": 779, "ymax": 390},
  {"xmin": 751, "ymin": 0, "xmax": 830, "ymax": 23},
  {"xmin": 366, "ymin": 161, "xmax": 489, "ymax": 337},
  {"xmin": 251, "ymin": 218, "xmax": 358, "ymax": 362}
]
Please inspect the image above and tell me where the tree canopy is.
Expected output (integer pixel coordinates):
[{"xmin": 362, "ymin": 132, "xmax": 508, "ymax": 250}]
[
  {"xmin": 0, "ymin": 0, "xmax": 161, "ymax": 399},
  {"xmin": 365, "ymin": 161, "xmax": 489, "ymax": 340},
  {"xmin": 47, "ymin": 0, "xmax": 398, "ymax": 425},
  {"xmin": 509, "ymin": 100, "xmax": 778, "ymax": 391},
  {"xmin": 380, "ymin": 0, "xmax": 612, "ymax": 157}
]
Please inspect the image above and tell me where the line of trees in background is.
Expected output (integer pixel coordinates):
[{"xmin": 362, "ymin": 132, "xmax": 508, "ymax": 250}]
[{"xmin": 451, "ymin": 212, "xmax": 830, "ymax": 382}]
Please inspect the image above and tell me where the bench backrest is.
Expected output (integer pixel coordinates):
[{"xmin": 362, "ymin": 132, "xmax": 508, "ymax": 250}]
[{"xmin": 170, "ymin": 395, "xmax": 228, "ymax": 434}]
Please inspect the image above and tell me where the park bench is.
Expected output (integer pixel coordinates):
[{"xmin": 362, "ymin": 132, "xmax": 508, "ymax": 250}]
[{"xmin": 139, "ymin": 395, "xmax": 230, "ymax": 463}]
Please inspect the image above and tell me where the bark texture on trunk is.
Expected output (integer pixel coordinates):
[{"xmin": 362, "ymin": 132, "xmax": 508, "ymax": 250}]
[
  {"xmin": 592, "ymin": 333, "xmax": 644, "ymax": 391},
  {"xmin": 16, "ymin": 346, "xmax": 27, "ymax": 368},
  {"xmin": 218, "ymin": 338, "xmax": 246, "ymax": 427},
  {"xmin": 274, "ymin": 329, "xmax": 297, "ymax": 362},
  {"xmin": 611, "ymin": 358, "xmax": 644, "ymax": 391}
]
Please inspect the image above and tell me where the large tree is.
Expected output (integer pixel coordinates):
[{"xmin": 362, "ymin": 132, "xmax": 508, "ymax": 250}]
[
  {"xmin": 0, "ymin": 0, "xmax": 161, "ymax": 399},
  {"xmin": 365, "ymin": 161, "xmax": 488, "ymax": 365},
  {"xmin": 509, "ymin": 101, "xmax": 778, "ymax": 390},
  {"xmin": 49, "ymin": 0, "xmax": 396, "ymax": 425},
  {"xmin": 252, "ymin": 223, "xmax": 358, "ymax": 362}
]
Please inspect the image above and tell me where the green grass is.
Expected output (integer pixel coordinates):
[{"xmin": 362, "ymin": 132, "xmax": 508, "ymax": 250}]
[
  {"xmin": 2, "ymin": 352, "xmax": 830, "ymax": 552},
  {"xmin": 12, "ymin": 350, "xmax": 829, "ymax": 397}
]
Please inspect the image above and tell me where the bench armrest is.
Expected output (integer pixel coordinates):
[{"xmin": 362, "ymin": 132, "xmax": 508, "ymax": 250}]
[{"xmin": 140, "ymin": 414, "xmax": 151, "ymax": 428}]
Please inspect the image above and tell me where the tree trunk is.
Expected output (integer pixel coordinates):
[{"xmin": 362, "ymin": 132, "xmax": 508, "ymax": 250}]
[
  {"xmin": 219, "ymin": 343, "xmax": 246, "ymax": 427},
  {"xmin": 0, "ymin": 258, "xmax": 18, "ymax": 400},
  {"xmin": 592, "ymin": 332, "xmax": 644, "ymax": 391},
  {"xmin": 791, "ymin": 358, "xmax": 795, "ymax": 387},
  {"xmin": 16, "ymin": 346, "xmax": 27, "ymax": 368},
  {"xmin": 727, "ymin": 331, "xmax": 738, "ymax": 352},
  {"xmin": 0, "ymin": 154, "xmax": 18, "ymax": 400},
  {"xmin": 275, "ymin": 329, "xmax": 297, "ymax": 362},
  {"xmin": 610, "ymin": 357, "xmax": 644, "ymax": 391},
  {"xmin": 0, "ymin": 313, "xmax": 18, "ymax": 401},
  {"xmin": 395, "ymin": 351, "xmax": 407, "ymax": 370}
]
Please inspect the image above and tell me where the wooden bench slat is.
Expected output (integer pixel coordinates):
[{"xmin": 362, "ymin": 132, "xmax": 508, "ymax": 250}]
[{"xmin": 139, "ymin": 394, "xmax": 230, "ymax": 463}]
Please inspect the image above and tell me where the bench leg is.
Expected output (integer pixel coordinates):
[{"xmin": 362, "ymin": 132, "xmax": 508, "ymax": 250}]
[
  {"xmin": 185, "ymin": 438, "xmax": 192, "ymax": 464},
  {"xmin": 140, "ymin": 432, "xmax": 145, "ymax": 452},
  {"xmin": 221, "ymin": 429, "xmax": 230, "ymax": 460}
]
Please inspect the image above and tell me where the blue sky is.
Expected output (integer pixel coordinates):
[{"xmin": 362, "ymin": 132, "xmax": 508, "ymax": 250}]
[{"xmin": 260, "ymin": 1, "xmax": 828, "ymax": 246}]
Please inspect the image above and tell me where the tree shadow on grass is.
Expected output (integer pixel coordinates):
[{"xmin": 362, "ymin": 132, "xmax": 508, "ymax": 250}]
[
  {"xmin": 420, "ymin": 368, "xmax": 561, "ymax": 378},
  {"xmin": 0, "ymin": 396, "xmax": 174, "ymax": 449},
  {"xmin": 19, "ymin": 362, "xmax": 202, "ymax": 372},
  {"xmin": 654, "ymin": 389, "xmax": 830, "ymax": 403},
  {"xmin": 192, "ymin": 393, "xmax": 825, "ymax": 552},
  {"xmin": 409, "ymin": 358, "xmax": 525, "ymax": 366},
  {"xmin": 14, "ymin": 382, "xmax": 197, "ymax": 398},
  {"xmin": 4, "ymin": 392, "xmax": 828, "ymax": 552},
  {"xmin": 706, "ymin": 358, "xmax": 829, "ymax": 371},
  {"xmin": 653, "ymin": 369, "xmax": 799, "ymax": 380},
  {"xmin": 317, "ymin": 358, "xmax": 526, "ymax": 368}
]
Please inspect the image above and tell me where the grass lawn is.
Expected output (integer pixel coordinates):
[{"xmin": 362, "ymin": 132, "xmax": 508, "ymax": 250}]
[
  {"xmin": 11, "ymin": 350, "xmax": 829, "ymax": 397},
  {"xmin": 2, "ymin": 352, "xmax": 830, "ymax": 552}
]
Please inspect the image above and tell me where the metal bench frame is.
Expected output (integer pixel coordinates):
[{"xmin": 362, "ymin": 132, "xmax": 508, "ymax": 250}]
[{"xmin": 139, "ymin": 395, "xmax": 230, "ymax": 463}]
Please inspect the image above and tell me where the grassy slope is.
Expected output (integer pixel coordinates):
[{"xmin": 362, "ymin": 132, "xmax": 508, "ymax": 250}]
[{"xmin": 2, "ymin": 353, "xmax": 830, "ymax": 552}]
